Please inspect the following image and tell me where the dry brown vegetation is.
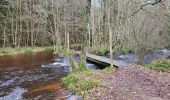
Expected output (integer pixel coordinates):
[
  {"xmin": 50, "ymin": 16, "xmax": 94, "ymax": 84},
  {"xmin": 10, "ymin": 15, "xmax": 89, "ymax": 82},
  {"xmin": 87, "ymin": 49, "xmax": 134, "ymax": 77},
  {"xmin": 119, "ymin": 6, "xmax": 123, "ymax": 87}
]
[{"xmin": 69, "ymin": 65, "xmax": 170, "ymax": 100}]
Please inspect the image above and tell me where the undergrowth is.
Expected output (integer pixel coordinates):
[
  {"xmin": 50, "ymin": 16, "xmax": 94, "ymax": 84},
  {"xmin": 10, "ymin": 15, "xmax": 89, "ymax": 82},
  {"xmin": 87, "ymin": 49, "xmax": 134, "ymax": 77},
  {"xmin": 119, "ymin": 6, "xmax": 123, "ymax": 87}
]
[
  {"xmin": 145, "ymin": 59, "xmax": 170, "ymax": 72},
  {"xmin": 62, "ymin": 71, "xmax": 99, "ymax": 95},
  {"xmin": 62, "ymin": 66, "xmax": 115, "ymax": 97},
  {"xmin": 90, "ymin": 46, "xmax": 128, "ymax": 56},
  {"xmin": 0, "ymin": 46, "xmax": 54, "ymax": 56}
]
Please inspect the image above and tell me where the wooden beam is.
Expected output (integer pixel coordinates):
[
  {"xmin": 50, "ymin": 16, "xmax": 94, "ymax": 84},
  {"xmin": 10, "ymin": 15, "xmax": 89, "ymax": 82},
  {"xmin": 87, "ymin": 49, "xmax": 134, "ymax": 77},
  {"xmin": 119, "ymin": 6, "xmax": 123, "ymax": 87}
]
[{"xmin": 76, "ymin": 51, "xmax": 128, "ymax": 67}]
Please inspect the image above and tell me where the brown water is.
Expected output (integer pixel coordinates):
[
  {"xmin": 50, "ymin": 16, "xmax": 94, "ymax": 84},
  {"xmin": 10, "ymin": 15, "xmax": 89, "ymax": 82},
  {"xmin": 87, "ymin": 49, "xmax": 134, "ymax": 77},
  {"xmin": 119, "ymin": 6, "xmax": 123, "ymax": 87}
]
[{"xmin": 0, "ymin": 52, "xmax": 71, "ymax": 100}]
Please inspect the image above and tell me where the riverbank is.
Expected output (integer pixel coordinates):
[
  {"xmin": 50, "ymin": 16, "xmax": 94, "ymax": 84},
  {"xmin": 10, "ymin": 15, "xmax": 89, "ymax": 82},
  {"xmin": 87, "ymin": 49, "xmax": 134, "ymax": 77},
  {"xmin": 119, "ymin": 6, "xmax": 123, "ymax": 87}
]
[
  {"xmin": 0, "ymin": 47, "xmax": 54, "ymax": 56},
  {"xmin": 63, "ymin": 67, "xmax": 116, "ymax": 99},
  {"xmin": 63, "ymin": 64, "xmax": 170, "ymax": 99}
]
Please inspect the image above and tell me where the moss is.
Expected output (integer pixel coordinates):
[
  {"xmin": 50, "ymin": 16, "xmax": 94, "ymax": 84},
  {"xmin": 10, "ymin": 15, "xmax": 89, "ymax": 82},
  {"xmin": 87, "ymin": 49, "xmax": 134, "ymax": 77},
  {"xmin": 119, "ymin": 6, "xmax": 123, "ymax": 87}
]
[{"xmin": 145, "ymin": 59, "xmax": 170, "ymax": 72}]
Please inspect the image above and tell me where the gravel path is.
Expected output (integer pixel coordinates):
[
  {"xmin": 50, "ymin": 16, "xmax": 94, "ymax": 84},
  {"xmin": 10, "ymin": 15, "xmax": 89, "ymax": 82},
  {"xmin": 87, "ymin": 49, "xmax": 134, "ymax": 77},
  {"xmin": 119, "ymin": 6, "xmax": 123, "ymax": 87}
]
[{"xmin": 104, "ymin": 65, "xmax": 170, "ymax": 100}]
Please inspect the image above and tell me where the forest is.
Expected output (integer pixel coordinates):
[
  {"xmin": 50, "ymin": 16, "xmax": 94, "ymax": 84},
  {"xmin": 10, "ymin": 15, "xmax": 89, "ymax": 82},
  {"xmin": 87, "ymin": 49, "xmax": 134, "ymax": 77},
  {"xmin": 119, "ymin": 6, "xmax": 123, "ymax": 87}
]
[
  {"xmin": 0, "ymin": 0, "xmax": 169, "ymax": 52},
  {"xmin": 0, "ymin": 0, "xmax": 170, "ymax": 99}
]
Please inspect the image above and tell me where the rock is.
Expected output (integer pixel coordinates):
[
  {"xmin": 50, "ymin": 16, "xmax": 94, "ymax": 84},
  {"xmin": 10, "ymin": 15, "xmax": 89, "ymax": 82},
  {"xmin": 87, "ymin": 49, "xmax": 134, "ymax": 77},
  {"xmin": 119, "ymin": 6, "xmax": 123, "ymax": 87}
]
[
  {"xmin": 54, "ymin": 59, "xmax": 63, "ymax": 63},
  {"xmin": 167, "ymin": 56, "xmax": 170, "ymax": 59},
  {"xmin": 0, "ymin": 87, "xmax": 27, "ymax": 100},
  {"xmin": 68, "ymin": 95, "xmax": 82, "ymax": 100}
]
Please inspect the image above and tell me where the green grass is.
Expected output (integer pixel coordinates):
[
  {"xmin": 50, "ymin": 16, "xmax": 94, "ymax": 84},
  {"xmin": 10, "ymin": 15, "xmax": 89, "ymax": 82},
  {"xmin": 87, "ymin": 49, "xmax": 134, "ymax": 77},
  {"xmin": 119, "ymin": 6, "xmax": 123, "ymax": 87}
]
[
  {"xmin": 70, "ymin": 44, "xmax": 81, "ymax": 50},
  {"xmin": 23, "ymin": 48, "xmax": 33, "ymax": 54},
  {"xmin": 78, "ymin": 62, "xmax": 88, "ymax": 71},
  {"xmin": 62, "ymin": 68, "xmax": 115, "ymax": 98},
  {"xmin": 78, "ymin": 80, "xmax": 99, "ymax": 90},
  {"xmin": 98, "ymin": 47, "xmax": 109, "ymax": 56},
  {"xmin": 63, "ymin": 73, "xmax": 79, "ymax": 86},
  {"xmin": 62, "ymin": 70, "xmax": 99, "ymax": 95},
  {"xmin": 112, "ymin": 47, "xmax": 128, "ymax": 55},
  {"xmin": 88, "ymin": 46, "xmax": 108, "ymax": 56},
  {"xmin": 0, "ymin": 46, "xmax": 55, "ymax": 56},
  {"xmin": 90, "ymin": 46, "xmax": 128, "ymax": 56},
  {"xmin": 70, "ymin": 59, "xmax": 78, "ymax": 72},
  {"xmin": 145, "ymin": 59, "xmax": 170, "ymax": 72},
  {"xmin": 44, "ymin": 46, "xmax": 54, "ymax": 52}
]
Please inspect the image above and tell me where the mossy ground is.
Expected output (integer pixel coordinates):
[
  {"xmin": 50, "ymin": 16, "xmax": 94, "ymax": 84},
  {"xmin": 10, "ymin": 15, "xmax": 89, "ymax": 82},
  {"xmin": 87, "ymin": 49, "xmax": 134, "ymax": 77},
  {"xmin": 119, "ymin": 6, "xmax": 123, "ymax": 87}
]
[{"xmin": 62, "ymin": 67, "xmax": 116, "ymax": 99}]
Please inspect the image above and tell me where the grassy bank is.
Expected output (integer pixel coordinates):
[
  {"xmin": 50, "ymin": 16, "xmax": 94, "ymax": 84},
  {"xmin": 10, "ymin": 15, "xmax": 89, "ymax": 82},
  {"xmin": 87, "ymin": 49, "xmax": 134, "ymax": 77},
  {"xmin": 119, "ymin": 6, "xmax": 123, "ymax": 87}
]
[
  {"xmin": 0, "ymin": 46, "xmax": 54, "ymax": 56},
  {"xmin": 145, "ymin": 59, "xmax": 170, "ymax": 72},
  {"xmin": 90, "ymin": 46, "xmax": 128, "ymax": 56},
  {"xmin": 62, "ymin": 67, "xmax": 115, "ymax": 99}
]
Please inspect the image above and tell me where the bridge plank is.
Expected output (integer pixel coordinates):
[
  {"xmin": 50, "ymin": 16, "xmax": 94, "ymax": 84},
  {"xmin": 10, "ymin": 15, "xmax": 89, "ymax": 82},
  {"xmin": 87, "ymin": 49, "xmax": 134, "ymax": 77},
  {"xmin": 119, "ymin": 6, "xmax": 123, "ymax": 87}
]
[{"xmin": 76, "ymin": 51, "xmax": 128, "ymax": 67}]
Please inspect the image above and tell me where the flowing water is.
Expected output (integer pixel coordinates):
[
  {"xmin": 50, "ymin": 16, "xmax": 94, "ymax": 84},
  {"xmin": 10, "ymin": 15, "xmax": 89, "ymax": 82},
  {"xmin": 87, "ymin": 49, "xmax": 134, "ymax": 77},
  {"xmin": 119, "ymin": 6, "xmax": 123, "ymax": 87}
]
[
  {"xmin": 0, "ymin": 52, "xmax": 71, "ymax": 100},
  {"xmin": 2, "ymin": 49, "xmax": 169, "ymax": 100},
  {"xmin": 0, "ymin": 52, "xmax": 99, "ymax": 100},
  {"xmin": 113, "ymin": 49, "xmax": 170, "ymax": 64}
]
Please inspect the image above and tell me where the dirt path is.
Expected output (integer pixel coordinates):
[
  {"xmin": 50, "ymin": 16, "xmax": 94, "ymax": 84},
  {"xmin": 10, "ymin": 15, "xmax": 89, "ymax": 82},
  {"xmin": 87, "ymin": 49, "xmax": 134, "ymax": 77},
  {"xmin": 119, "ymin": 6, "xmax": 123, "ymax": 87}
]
[{"xmin": 104, "ymin": 65, "xmax": 170, "ymax": 100}]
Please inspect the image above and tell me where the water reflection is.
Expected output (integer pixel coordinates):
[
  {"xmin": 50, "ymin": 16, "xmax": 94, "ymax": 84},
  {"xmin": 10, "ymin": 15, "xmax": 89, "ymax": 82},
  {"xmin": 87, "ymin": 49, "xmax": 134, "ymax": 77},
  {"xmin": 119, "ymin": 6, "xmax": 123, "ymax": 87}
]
[
  {"xmin": 0, "ymin": 52, "xmax": 102, "ymax": 100},
  {"xmin": 0, "ymin": 52, "xmax": 70, "ymax": 100}
]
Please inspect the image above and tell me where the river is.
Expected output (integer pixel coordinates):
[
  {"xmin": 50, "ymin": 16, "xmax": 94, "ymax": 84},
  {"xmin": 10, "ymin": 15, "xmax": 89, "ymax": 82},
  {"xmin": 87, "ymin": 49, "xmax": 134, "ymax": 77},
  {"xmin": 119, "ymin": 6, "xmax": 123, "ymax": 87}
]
[
  {"xmin": 113, "ymin": 49, "xmax": 170, "ymax": 64},
  {"xmin": 0, "ymin": 51, "xmax": 100, "ymax": 100},
  {"xmin": 1, "ymin": 49, "xmax": 169, "ymax": 100}
]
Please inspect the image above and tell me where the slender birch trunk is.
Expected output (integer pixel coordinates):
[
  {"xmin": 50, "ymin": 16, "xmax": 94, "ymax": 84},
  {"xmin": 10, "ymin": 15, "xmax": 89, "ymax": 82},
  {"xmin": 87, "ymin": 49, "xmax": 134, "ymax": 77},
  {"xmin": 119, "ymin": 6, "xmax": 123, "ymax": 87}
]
[{"xmin": 108, "ymin": 0, "xmax": 113, "ymax": 67}]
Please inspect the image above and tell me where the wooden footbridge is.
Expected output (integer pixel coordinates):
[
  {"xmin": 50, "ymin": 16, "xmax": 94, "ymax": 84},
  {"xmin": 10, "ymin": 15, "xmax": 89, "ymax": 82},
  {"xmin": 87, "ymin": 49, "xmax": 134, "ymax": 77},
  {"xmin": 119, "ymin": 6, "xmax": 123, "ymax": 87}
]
[{"xmin": 76, "ymin": 52, "xmax": 128, "ymax": 67}]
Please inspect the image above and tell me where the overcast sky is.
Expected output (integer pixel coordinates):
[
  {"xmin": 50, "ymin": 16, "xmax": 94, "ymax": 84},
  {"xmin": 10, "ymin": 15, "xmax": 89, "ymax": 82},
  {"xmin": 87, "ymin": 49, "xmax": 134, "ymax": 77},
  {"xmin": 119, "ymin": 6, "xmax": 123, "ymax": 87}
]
[{"xmin": 91, "ymin": 0, "xmax": 100, "ymax": 6}]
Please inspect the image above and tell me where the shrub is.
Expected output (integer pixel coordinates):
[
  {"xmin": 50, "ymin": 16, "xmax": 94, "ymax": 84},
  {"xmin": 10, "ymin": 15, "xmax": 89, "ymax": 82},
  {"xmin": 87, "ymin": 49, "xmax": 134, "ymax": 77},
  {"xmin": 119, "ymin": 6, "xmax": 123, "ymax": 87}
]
[
  {"xmin": 70, "ymin": 44, "xmax": 81, "ymax": 50},
  {"xmin": 44, "ymin": 46, "xmax": 54, "ymax": 52},
  {"xmin": 62, "ymin": 72, "xmax": 99, "ymax": 95},
  {"xmin": 70, "ymin": 59, "xmax": 78, "ymax": 72},
  {"xmin": 79, "ymin": 80, "xmax": 99, "ymax": 90},
  {"xmin": 78, "ymin": 62, "xmax": 88, "ymax": 71},
  {"xmin": 113, "ymin": 47, "xmax": 128, "ymax": 55},
  {"xmin": 62, "ymin": 73, "xmax": 79, "ymax": 86},
  {"xmin": 98, "ymin": 47, "xmax": 109, "ymax": 56},
  {"xmin": 83, "ymin": 70, "xmax": 94, "ymax": 76},
  {"xmin": 0, "ymin": 49, "xmax": 9, "ymax": 55},
  {"xmin": 145, "ymin": 59, "xmax": 170, "ymax": 72},
  {"xmin": 57, "ymin": 47, "xmax": 69, "ymax": 57}
]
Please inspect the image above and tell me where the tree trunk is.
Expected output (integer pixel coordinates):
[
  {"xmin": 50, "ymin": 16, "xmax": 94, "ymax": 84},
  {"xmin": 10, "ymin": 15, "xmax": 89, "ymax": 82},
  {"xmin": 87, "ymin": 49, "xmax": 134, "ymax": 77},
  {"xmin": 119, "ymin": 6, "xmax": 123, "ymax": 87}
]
[
  {"xmin": 3, "ymin": 21, "xmax": 7, "ymax": 48},
  {"xmin": 108, "ymin": 0, "xmax": 113, "ymax": 67}
]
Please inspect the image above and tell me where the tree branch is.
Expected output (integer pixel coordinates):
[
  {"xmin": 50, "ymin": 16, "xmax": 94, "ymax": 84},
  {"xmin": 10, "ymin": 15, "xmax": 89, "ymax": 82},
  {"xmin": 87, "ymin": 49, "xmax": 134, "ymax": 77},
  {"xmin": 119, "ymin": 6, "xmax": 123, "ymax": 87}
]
[{"xmin": 128, "ymin": 0, "xmax": 164, "ymax": 18}]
